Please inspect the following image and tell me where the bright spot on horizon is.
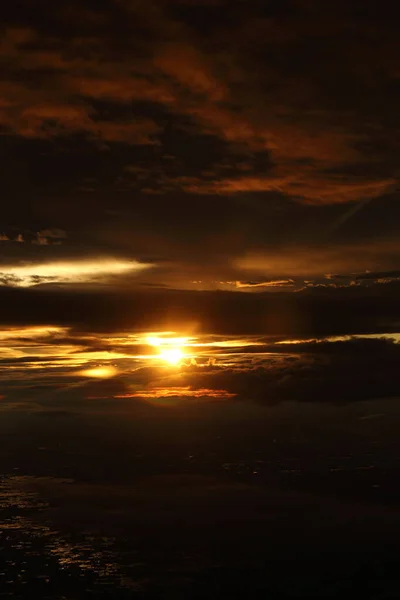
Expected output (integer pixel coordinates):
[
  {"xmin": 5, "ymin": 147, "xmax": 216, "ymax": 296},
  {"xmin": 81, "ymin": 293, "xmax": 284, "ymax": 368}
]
[
  {"xmin": 81, "ymin": 366, "xmax": 117, "ymax": 378},
  {"xmin": 146, "ymin": 335, "xmax": 189, "ymax": 366},
  {"xmin": 158, "ymin": 347, "xmax": 184, "ymax": 365},
  {"xmin": 0, "ymin": 259, "xmax": 152, "ymax": 287},
  {"xmin": 146, "ymin": 336, "xmax": 162, "ymax": 347}
]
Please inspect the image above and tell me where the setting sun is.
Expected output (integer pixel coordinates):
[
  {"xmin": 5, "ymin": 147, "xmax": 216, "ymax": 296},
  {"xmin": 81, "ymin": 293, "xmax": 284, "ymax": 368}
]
[
  {"xmin": 146, "ymin": 334, "xmax": 189, "ymax": 365},
  {"xmin": 146, "ymin": 336, "xmax": 162, "ymax": 347},
  {"xmin": 158, "ymin": 347, "xmax": 184, "ymax": 365}
]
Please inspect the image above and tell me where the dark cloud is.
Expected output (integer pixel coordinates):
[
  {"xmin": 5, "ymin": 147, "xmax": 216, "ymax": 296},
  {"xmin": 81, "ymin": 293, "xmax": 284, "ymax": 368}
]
[
  {"xmin": 0, "ymin": 280, "xmax": 400, "ymax": 338},
  {"xmin": 0, "ymin": 0, "xmax": 399, "ymax": 339},
  {"xmin": 180, "ymin": 337, "xmax": 400, "ymax": 405},
  {"xmin": 5, "ymin": 336, "xmax": 400, "ymax": 409},
  {"xmin": 328, "ymin": 270, "xmax": 400, "ymax": 286},
  {"xmin": 32, "ymin": 409, "xmax": 80, "ymax": 418},
  {"xmin": 1, "ymin": 0, "xmax": 399, "ymax": 206}
]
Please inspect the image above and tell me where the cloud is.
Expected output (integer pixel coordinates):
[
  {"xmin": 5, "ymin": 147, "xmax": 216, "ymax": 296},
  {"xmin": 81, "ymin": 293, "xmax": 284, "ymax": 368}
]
[
  {"xmin": 0, "ymin": 282, "xmax": 400, "ymax": 339},
  {"xmin": 0, "ymin": 0, "xmax": 399, "ymax": 312},
  {"xmin": 0, "ymin": 230, "xmax": 67, "ymax": 245},
  {"xmin": 181, "ymin": 337, "xmax": 400, "ymax": 405},
  {"xmin": 326, "ymin": 270, "xmax": 400, "ymax": 287},
  {"xmin": 4, "ymin": 331, "xmax": 400, "ymax": 409},
  {"xmin": 0, "ymin": 259, "xmax": 152, "ymax": 287},
  {"xmin": 1, "ymin": 98, "xmax": 160, "ymax": 144},
  {"xmin": 0, "ymin": 0, "xmax": 398, "ymax": 205},
  {"xmin": 32, "ymin": 229, "xmax": 67, "ymax": 246},
  {"xmin": 37, "ymin": 229, "xmax": 67, "ymax": 239},
  {"xmin": 184, "ymin": 175, "xmax": 397, "ymax": 205},
  {"xmin": 233, "ymin": 279, "xmax": 295, "ymax": 289},
  {"xmin": 235, "ymin": 239, "xmax": 400, "ymax": 280}
]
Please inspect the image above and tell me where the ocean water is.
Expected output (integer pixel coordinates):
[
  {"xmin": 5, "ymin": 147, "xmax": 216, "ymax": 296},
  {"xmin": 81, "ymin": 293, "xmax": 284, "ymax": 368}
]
[{"xmin": 1, "ymin": 399, "xmax": 400, "ymax": 598}]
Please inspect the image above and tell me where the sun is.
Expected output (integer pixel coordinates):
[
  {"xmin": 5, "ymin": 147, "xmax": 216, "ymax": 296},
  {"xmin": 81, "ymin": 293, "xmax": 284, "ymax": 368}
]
[
  {"xmin": 146, "ymin": 335, "xmax": 187, "ymax": 365},
  {"xmin": 159, "ymin": 347, "xmax": 184, "ymax": 365},
  {"xmin": 147, "ymin": 336, "xmax": 162, "ymax": 347}
]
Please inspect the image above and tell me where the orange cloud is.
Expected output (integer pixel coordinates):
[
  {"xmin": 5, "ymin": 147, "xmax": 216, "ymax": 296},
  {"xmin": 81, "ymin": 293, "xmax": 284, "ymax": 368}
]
[
  {"xmin": 0, "ymin": 2, "xmax": 398, "ymax": 206},
  {"xmin": 115, "ymin": 386, "xmax": 236, "ymax": 401},
  {"xmin": 166, "ymin": 172, "xmax": 396, "ymax": 205},
  {"xmin": 234, "ymin": 280, "xmax": 295, "ymax": 289},
  {"xmin": 235, "ymin": 238, "xmax": 400, "ymax": 279},
  {"xmin": 154, "ymin": 44, "xmax": 226, "ymax": 101}
]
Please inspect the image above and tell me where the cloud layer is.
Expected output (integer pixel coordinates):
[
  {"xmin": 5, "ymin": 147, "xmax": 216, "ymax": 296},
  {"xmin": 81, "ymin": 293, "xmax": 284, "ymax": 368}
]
[
  {"xmin": 1, "ymin": 0, "xmax": 399, "ymax": 206},
  {"xmin": 1, "ymin": 1, "xmax": 400, "ymax": 392}
]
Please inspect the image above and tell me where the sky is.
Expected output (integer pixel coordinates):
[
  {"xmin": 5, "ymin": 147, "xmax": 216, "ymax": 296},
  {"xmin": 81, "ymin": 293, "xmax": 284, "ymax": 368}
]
[
  {"xmin": 3, "ymin": 4, "xmax": 400, "ymax": 597},
  {"xmin": 1, "ymin": 0, "xmax": 400, "ymax": 410}
]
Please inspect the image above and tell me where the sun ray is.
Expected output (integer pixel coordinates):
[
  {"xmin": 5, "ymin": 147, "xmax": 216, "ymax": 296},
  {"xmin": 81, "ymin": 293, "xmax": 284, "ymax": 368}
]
[
  {"xmin": 146, "ymin": 335, "xmax": 189, "ymax": 366},
  {"xmin": 158, "ymin": 347, "xmax": 184, "ymax": 365}
]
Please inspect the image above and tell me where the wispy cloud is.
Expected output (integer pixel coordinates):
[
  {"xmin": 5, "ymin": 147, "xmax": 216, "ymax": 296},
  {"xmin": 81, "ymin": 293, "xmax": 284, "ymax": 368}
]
[
  {"xmin": 231, "ymin": 279, "xmax": 295, "ymax": 289},
  {"xmin": 0, "ymin": 259, "xmax": 152, "ymax": 287}
]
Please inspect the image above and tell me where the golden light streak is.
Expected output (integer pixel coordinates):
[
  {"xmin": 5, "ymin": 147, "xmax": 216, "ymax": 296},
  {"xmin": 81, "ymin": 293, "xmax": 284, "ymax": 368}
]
[
  {"xmin": 0, "ymin": 326, "xmax": 67, "ymax": 340},
  {"xmin": 158, "ymin": 347, "xmax": 184, "ymax": 365},
  {"xmin": 0, "ymin": 259, "xmax": 151, "ymax": 286},
  {"xmin": 146, "ymin": 335, "xmax": 191, "ymax": 347},
  {"xmin": 275, "ymin": 333, "xmax": 400, "ymax": 345},
  {"xmin": 115, "ymin": 387, "xmax": 236, "ymax": 399},
  {"xmin": 146, "ymin": 334, "xmax": 192, "ymax": 366},
  {"xmin": 111, "ymin": 386, "xmax": 236, "ymax": 407},
  {"xmin": 80, "ymin": 366, "xmax": 117, "ymax": 378},
  {"xmin": 191, "ymin": 339, "xmax": 264, "ymax": 348},
  {"xmin": 146, "ymin": 336, "xmax": 162, "ymax": 346}
]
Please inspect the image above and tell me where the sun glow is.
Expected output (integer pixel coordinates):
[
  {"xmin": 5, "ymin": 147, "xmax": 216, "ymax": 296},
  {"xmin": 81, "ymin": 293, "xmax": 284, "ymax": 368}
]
[
  {"xmin": 158, "ymin": 347, "xmax": 184, "ymax": 365},
  {"xmin": 0, "ymin": 259, "xmax": 151, "ymax": 287},
  {"xmin": 81, "ymin": 366, "xmax": 117, "ymax": 378},
  {"xmin": 146, "ymin": 335, "xmax": 189, "ymax": 366}
]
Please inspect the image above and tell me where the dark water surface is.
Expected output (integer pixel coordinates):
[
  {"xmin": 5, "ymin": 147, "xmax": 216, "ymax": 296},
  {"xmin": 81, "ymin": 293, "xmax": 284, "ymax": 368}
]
[{"xmin": 2, "ymin": 399, "xmax": 400, "ymax": 598}]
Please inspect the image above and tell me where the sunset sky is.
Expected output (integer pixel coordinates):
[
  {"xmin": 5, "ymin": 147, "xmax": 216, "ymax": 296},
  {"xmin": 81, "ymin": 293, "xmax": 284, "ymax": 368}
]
[
  {"xmin": 3, "ymin": 3, "xmax": 400, "ymax": 598},
  {"xmin": 1, "ymin": 0, "xmax": 400, "ymax": 410}
]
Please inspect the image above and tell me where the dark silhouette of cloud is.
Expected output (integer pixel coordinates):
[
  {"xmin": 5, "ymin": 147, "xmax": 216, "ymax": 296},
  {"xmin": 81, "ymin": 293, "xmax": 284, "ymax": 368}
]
[
  {"xmin": 0, "ymin": 282, "xmax": 400, "ymax": 337},
  {"xmin": 180, "ymin": 337, "xmax": 400, "ymax": 405},
  {"xmin": 1, "ymin": 0, "xmax": 399, "ymax": 206}
]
